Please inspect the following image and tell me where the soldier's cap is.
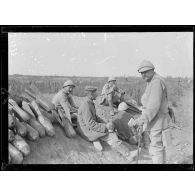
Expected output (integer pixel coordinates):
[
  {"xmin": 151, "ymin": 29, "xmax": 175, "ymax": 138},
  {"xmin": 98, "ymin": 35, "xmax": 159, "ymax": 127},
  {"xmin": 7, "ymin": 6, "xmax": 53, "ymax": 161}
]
[
  {"xmin": 137, "ymin": 60, "xmax": 155, "ymax": 73},
  {"xmin": 85, "ymin": 86, "xmax": 98, "ymax": 92},
  {"xmin": 63, "ymin": 80, "xmax": 75, "ymax": 88},
  {"xmin": 108, "ymin": 76, "xmax": 116, "ymax": 82},
  {"xmin": 118, "ymin": 102, "xmax": 129, "ymax": 111}
]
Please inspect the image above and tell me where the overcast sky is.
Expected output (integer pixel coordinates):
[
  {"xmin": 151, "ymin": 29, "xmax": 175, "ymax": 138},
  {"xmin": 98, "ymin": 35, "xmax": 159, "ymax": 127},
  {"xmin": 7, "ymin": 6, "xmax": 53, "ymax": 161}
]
[{"xmin": 8, "ymin": 32, "xmax": 193, "ymax": 78}]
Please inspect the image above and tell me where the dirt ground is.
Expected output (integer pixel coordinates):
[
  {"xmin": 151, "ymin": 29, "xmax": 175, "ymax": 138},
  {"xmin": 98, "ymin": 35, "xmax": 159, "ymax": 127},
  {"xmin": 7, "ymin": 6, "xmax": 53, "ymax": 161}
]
[{"xmin": 23, "ymin": 90, "xmax": 193, "ymax": 164}]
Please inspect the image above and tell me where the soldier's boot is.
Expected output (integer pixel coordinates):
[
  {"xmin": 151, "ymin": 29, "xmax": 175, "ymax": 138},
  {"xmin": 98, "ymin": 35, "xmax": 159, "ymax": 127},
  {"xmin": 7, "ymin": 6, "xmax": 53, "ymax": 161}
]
[
  {"xmin": 113, "ymin": 142, "xmax": 140, "ymax": 162},
  {"xmin": 150, "ymin": 148, "xmax": 166, "ymax": 164},
  {"xmin": 151, "ymin": 149, "xmax": 166, "ymax": 164}
]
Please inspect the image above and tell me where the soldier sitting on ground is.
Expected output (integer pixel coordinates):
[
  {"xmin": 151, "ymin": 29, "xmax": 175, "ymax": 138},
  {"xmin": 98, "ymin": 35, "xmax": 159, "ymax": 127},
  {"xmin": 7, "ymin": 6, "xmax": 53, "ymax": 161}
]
[
  {"xmin": 99, "ymin": 76, "xmax": 125, "ymax": 116},
  {"xmin": 52, "ymin": 80, "xmax": 78, "ymax": 126},
  {"xmin": 77, "ymin": 86, "xmax": 138, "ymax": 162}
]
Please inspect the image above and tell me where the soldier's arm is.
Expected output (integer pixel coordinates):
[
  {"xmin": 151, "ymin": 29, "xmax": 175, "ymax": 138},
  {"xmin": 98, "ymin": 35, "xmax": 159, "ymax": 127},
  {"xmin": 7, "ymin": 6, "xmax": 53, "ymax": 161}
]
[
  {"xmin": 59, "ymin": 95, "xmax": 72, "ymax": 120},
  {"xmin": 69, "ymin": 95, "xmax": 79, "ymax": 109},
  {"xmin": 83, "ymin": 105, "xmax": 107, "ymax": 133},
  {"xmin": 140, "ymin": 79, "xmax": 163, "ymax": 123}
]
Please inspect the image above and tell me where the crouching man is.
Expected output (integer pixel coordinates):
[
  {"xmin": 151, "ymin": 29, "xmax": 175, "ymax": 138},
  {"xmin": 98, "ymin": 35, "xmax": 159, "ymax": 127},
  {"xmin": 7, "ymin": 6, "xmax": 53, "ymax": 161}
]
[
  {"xmin": 99, "ymin": 77, "xmax": 125, "ymax": 116},
  {"xmin": 112, "ymin": 102, "xmax": 139, "ymax": 145},
  {"xmin": 77, "ymin": 86, "xmax": 137, "ymax": 162},
  {"xmin": 52, "ymin": 80, "xmax": 78, "ymax": 126}
]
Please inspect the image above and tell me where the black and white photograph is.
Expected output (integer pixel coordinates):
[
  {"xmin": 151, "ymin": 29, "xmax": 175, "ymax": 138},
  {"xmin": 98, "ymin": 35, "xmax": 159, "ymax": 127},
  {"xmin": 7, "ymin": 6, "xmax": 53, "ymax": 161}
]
[{"xmin": 2, "ymin": 27, "xmax": 193, "ymax": 167}]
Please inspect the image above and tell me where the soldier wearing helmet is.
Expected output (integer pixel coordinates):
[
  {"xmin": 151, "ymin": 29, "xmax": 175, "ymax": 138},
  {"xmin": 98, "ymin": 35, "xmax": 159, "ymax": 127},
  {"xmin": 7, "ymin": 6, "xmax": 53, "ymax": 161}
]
[
  {"xmin": 52, "ymin": 80, "xmax": 78, "ymax": 126},
  {"xmin": 135, "ymin": 60, "xmax": 171, "ymax": 164},
  {"xmin": 99, "ymin": 76, "xmax": 125, "ymax": 116}
]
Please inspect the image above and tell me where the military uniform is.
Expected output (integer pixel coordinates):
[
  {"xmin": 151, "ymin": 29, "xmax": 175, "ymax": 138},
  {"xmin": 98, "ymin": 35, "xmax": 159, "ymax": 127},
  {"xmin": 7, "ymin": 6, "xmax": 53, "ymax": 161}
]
[
  {"xmin": 52, "ymin": 89, "xmax": 78, "ymax": 122},
  {"xmin": 99, "ymin": 83, "xmax": 124, "ymax": 107},
  {"xmin": 140, "ymin": 73, "xmax": 171, "ymax": 164},
  {"xmin": 77, "ymin": 97, "xmax": 108, "ymax": 141}
]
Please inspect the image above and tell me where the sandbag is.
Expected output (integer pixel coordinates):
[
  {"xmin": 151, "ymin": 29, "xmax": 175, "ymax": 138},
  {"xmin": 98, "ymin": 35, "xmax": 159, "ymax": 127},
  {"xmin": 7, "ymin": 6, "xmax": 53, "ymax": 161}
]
[
  {"xmin": 22, "ymin": 101, "xmax": 36, "ymax": 118},
  {"xmin": 38, "ymin": 115, "xmax": 55, "ymax": 137},
  {"xmin": 15, "ymin": 119, "xmax": 27, "ymax": 137},
  {"xmin": 9, "ymin": 143, "xmax": 23, "ymax": 164},
  {"xmin": 9, "ymin": 99, "xmax": 31, "ymax": 122},
  {"xmin": 8, "ymin": 113, "xmax": 15, "ymax": 129},
  {"xmin": 8, "ymin": 129, "xmax": 15, "ymax": 142},
  {"xmin": 23, "ymin": 122, "xmax": 39, "ymax": 141},
  {"xmin": 12, "ymin": 134, "xmax": 30, "ymax": 156},
  {"xmin": 28, "ymin": 118, "xmax": 46, "ymax": 137}
]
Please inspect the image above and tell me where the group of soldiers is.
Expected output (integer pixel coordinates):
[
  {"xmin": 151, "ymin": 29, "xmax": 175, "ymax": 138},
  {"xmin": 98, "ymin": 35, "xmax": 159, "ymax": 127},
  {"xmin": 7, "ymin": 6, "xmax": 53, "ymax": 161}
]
[{"xmin": 52, "ymin": 60, "xmax": 173, "ymax": 164}]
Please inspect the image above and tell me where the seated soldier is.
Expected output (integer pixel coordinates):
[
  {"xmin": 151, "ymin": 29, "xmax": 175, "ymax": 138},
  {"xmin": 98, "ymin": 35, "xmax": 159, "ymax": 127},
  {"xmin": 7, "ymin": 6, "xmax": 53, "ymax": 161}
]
[
  {"xmin": 77, "ymin": 86, "xmax": 138, "ymax": 162},
  {"xmin": 52, "ymin": 80, "xmax": 78, "ymax": 126},
  {"xmin": 112, "ymin": 102, "xmax": 139, "ymax": 145},
  {"xmin": 99, "ymin": 76, "xmax": 125, "ymax": 116}
]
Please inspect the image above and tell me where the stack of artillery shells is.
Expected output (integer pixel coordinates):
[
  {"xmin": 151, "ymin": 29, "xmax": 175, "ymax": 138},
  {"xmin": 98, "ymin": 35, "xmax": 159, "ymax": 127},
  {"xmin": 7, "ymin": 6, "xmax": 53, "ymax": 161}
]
[
  {"xmin": 8, "ymin": 127, "xmax": 31, "ymax": 164},
  {"xmin": 28, "ymin": 118, "xmax": 46, "ymax": 137},
  {"xmin": 30, "ymin": 101, "xmax": 55, "ymax": 137},
  {"xmin": 38, "ymin": 115, "xmax": 55, "ymax": 137},
  {"xmin": 12, "ymin": 134, "xmax": 30, "ymax": 156},
  {"xmin": 8, "ymin": 113, "xmax": 15, "ymax": 130},
  {"xmin": 22, "ymin": 122, "xmax": 39, "ymax": 141},
  {"xmin": 9, "ymin": 143, "xmax": 23, "ymax": 164},
  {"xmin": 15, "ymin": 119, "xmax": 27, "ymax": 137},
  {"xmin": 8, "ymin": 95, "xmax": 57, "ymax": 164},
  {"xmin": 9, "ymin": 99, "xmax": 31, "ymax": 122},
  {"xmin": 22, "ymin": 101, "xmax": 36, "ymax": 118}
]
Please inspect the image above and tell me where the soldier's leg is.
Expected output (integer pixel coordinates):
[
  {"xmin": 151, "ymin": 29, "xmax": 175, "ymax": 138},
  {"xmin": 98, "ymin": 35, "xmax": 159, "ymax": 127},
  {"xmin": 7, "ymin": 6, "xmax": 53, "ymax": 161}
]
[
  {"xmin": 149, "ymin": 129, "xmax": 166, "ymax": 164},
  {"xmin": 100, "ymin": 132, "xmax": 137, "ymax": 161},
  {"xmin": 142, "ymin": 131, "xmax": 151, "ymax": 149}
]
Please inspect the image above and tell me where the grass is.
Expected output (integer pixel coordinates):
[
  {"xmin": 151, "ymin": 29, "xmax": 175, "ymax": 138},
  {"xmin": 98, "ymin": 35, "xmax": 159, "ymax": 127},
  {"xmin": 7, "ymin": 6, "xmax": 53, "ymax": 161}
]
[{"xmin": 9, "ymin": 75, "xmax": 193, "ymax": 107}]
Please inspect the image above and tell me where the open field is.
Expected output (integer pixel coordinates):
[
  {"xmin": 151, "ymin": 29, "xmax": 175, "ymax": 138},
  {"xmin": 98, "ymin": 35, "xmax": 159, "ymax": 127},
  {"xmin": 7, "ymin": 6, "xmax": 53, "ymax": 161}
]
[
  {"xmin": 8, "ymin": 75, "xmax": 193, "ymax": 164},
  {"xmin": 9, "ymin": 74, "xmax": 193, "ymax": 106}
]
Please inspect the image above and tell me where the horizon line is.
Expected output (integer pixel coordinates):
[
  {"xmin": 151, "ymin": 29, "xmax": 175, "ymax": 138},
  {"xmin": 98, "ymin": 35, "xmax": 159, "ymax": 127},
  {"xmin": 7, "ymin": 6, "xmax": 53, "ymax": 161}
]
[{"xmin": 8, "ymin": 74, "xmax": 193, "ymax": 79}]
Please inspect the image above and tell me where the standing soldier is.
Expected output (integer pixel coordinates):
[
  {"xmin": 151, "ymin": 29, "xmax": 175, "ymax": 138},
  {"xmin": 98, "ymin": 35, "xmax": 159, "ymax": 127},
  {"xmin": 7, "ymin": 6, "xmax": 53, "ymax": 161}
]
[
  {"xmin": 77, "ymin": 86, "xmax": 138, "ymax": 162},
  {"xmin": 52, "ymin": 80, "xmax": 78, "ymax": 126},
  {"xmin": 99, "ymin": 76, "xmax": 125, "ymax": 115},
  {"xmin": 135, "ymin": 60, "xmax": 171, "ymax": 164}
]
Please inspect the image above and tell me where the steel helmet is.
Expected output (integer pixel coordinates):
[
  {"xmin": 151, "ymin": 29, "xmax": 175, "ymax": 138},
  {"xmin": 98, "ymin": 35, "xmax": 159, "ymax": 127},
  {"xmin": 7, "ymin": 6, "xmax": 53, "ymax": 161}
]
[
  {"xmin": 118, "ymin": 102, "xmax": 129, "ymax": 111},
  {"xmin": 108, "ymin": 76, "xmax": 116, "ymax": 82},
  {"xmin": 63, "ymin": 80, "xmax": 75, "ymax": 88},
  {"xmin": 137, "ymin": 60, "xmax": 155, "ymax": 73}
]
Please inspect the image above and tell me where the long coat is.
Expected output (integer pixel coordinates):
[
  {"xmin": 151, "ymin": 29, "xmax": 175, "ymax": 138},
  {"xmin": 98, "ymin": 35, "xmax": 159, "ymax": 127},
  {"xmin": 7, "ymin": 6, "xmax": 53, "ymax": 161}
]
[
  {"xmin": 140, "ymin": 73, "xmax": 170, "ymax": 134},
  {"xmin": 52, "ymin": 89, "xmax": 77, "ymax": 120},
  {"xmin": 77, "ymin": 97, "xmax": 107, "ymax": 141}
]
